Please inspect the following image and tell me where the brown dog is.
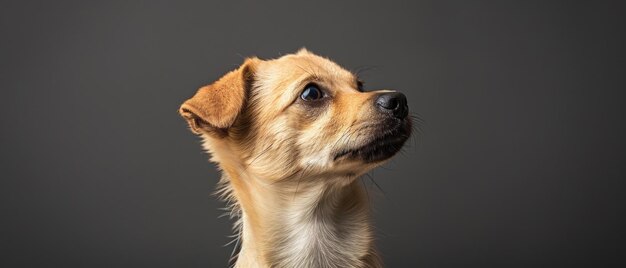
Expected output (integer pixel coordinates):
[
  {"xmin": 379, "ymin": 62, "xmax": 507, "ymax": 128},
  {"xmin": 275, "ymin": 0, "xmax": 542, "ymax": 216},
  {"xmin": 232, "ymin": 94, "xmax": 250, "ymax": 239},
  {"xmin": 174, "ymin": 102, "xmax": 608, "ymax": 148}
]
[{"xmin": 180, "ymin": 49, "xmax": 411, "ymax": 268}]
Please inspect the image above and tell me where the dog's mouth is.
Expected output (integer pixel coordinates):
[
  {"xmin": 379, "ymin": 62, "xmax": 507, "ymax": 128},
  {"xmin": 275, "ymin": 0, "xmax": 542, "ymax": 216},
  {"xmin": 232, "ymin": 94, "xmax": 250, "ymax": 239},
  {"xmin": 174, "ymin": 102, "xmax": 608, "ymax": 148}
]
[{"xmin": 333, "ymin": 119, "xmax": 411, "ymax": 163}]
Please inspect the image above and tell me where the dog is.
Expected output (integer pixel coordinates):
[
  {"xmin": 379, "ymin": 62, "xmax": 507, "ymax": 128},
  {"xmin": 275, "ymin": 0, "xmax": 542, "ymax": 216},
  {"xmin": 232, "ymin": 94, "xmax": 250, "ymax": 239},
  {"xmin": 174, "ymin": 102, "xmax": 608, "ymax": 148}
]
[{"xmin": 179, "ymin": 49, "xmax": 411, "ymax": 268}]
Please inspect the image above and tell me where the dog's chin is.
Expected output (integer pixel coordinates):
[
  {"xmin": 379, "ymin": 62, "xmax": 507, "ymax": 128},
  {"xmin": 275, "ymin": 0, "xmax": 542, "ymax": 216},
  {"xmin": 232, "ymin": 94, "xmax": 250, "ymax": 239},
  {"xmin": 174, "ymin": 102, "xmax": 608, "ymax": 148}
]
[{"xmin": 334, "ymin": 119, "xmax": 411, "ymax": 164}]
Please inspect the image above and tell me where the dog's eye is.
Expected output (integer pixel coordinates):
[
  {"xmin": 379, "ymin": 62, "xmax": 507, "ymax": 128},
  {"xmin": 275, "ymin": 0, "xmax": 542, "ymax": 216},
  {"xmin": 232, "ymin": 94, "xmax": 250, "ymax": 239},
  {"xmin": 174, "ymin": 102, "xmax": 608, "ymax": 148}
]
[{"xmin": 301, "ymin": 84, "xmax": 324, "ymax": 101}]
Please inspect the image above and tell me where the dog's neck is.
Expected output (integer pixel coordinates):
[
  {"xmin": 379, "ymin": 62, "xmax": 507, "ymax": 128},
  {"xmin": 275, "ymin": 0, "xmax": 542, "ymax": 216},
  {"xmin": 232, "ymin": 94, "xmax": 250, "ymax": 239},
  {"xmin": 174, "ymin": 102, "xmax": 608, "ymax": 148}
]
[{"xmin": 221, "ymin": 167, "xmax": 382, "ymax": 268}]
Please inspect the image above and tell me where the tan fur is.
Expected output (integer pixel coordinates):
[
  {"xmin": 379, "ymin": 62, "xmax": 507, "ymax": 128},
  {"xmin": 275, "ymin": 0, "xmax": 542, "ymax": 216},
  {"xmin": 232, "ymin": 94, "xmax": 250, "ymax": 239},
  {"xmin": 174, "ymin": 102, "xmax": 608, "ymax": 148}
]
[
  {"xmin": 180, "ymin": 49, "xmax": 410, "ymax": 268},
  {"xmin": 180, "ymin": 58, "xmax": 260, "ymax": 133}
]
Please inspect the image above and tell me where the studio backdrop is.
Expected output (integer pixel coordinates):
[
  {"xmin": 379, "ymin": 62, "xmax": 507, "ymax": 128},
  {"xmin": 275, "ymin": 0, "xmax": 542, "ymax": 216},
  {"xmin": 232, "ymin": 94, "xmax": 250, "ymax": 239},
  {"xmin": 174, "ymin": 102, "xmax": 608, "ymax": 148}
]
[{"xmin": 1, "ymin": 1, "xmax": 625, "ymax": 267}]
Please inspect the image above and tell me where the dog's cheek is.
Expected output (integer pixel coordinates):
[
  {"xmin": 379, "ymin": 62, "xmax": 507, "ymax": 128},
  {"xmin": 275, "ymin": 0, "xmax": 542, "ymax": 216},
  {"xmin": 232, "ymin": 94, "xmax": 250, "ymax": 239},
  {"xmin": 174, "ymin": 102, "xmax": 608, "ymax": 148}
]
[{"xmin": 247, "ymin": 117, "xmax": 303, "ymax": 179}]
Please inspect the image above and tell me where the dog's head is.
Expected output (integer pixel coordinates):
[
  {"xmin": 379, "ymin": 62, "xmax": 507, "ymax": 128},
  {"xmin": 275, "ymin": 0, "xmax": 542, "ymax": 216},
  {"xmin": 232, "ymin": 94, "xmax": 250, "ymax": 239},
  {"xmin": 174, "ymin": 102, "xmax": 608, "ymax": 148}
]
[{"xmin": 180, "ymin": 49, "xmax": 411, "ymax": 184}]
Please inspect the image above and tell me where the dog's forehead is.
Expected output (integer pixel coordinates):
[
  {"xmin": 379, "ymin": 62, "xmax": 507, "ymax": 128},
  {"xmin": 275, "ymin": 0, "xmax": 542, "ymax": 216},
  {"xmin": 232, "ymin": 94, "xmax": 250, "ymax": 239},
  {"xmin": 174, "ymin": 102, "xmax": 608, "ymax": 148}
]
[
  {"xmin": 262, "ymin": 52, "xmax": 355, "ymax": 83},
  {"xmin": 250, "ymin": 51, "xmax": 358, "ymax": 113}
]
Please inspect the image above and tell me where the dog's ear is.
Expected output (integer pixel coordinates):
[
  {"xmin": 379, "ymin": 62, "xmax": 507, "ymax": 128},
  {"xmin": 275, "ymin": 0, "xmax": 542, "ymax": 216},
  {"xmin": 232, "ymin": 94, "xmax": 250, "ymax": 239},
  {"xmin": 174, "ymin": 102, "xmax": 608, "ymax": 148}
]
[{"xmin": 179, "ymin": 58, "xmax": 259, "ymax": 135}]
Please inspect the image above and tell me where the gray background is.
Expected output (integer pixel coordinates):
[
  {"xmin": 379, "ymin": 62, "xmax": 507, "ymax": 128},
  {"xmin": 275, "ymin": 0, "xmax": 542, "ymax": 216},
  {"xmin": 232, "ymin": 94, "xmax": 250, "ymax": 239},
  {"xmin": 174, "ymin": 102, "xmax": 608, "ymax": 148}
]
[{"xmin": 1, "ymin": 0, "xmax": 625, "ymax": 267}]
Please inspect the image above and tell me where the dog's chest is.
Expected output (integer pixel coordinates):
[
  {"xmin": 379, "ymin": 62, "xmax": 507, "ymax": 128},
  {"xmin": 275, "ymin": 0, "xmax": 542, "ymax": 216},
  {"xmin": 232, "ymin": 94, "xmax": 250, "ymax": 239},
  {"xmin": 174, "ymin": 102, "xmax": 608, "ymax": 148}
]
[{"xmin": 271, "ymin": 199, "xmax": 370, "ymax": 267}]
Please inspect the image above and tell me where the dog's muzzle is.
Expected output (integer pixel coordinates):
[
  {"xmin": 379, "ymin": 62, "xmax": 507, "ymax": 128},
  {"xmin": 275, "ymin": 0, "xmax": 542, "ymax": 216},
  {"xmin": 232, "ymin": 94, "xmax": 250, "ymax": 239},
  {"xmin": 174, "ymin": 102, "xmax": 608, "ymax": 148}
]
[{"xmin": 334, "ymin": 92, "xmax": 411, "ymax": 163}]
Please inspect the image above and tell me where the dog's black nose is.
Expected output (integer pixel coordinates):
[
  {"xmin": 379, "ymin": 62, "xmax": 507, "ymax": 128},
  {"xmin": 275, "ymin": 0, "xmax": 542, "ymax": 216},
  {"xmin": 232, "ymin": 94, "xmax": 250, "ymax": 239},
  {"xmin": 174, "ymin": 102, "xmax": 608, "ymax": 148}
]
[{"xmin": 375, "ymin": 92, "xmax": 408, "ymax": 119}]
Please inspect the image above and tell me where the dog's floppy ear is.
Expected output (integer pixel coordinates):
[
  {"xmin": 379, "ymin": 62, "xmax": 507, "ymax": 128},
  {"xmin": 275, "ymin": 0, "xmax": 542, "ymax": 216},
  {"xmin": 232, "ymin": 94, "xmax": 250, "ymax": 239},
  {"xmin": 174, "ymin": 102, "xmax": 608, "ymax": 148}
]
[{"xmin": 179, "ymin": 57, "xmax": 259, "ymax": 135}]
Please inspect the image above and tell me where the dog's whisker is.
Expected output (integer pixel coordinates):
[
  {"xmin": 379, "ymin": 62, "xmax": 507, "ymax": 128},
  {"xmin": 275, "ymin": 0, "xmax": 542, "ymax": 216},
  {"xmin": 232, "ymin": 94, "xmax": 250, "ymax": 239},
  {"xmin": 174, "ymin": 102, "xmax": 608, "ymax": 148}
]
[
  {"xmin": 235, "ymin": 53, "xmax": 246, "ymax": 60},
  {"xmin": 361, "ymin": 177, "xmax": 371, "ymax": 204},
  {"xmin": 331, "ymin": 129, "xmax": 353, "ymax": 153},
  {"xmin": 365, "ymin": 173, "xmax": 386, "ymax": 198},
  {"xmin": 328, "ymin": 120, "xmax": 362, "ymax": 158},
  {"xmin": 378, "ymin": 165, "xmax": 392, "ymax": 171},
  {"xmin": 353, "ymin": 65, "xmax": 378, "ymax": 80}
]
